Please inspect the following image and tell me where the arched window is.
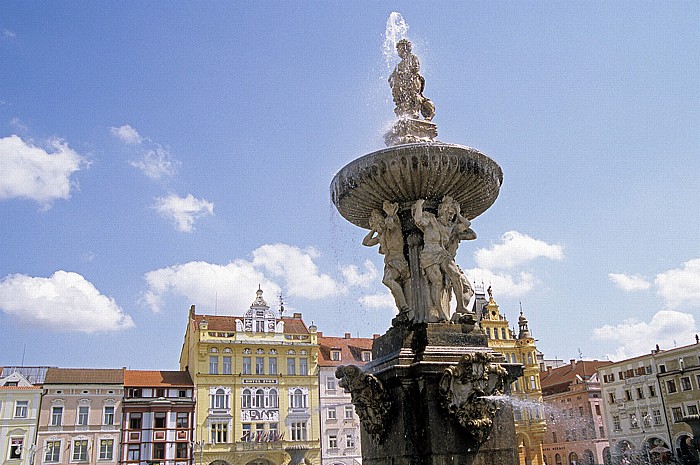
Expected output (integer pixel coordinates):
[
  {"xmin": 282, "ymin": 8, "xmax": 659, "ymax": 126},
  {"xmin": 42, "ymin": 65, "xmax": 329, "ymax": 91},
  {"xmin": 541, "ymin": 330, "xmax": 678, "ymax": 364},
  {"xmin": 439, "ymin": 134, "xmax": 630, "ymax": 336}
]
[
  {"xmin": 213, "ymin": 388, "xmax": 227, "ymax": 409},
  {"xmin": 602, "ymin": 447, "xmax": 611, "ymax": 465},
  {"xmin": 242, "ymin": 389, "xmax": 251, "ymax": 409},
  {"xmin": 581, "ymin": 450, "xmax": 594, "ymax": 465},
  {"xmin": 268, "ymin": 389, "xmax": 278, "ymax": 408},
  {"xmin": 292, "ymin": 389, "xmax": 305, "ymax": 408},
  {"xmin": 568, "ymin": 452, "xmax": 578, "ymax": 465},
  {"xmin": 527, "ymin": 352, "xmax": 533, "ymax": 365},
  {"xmin": 254, "ymin": 389, "xmax": 265, "ymax": 408},
  {"xmin": 554, "ymin": 453, "xmax": 562, "ymax": 465}
]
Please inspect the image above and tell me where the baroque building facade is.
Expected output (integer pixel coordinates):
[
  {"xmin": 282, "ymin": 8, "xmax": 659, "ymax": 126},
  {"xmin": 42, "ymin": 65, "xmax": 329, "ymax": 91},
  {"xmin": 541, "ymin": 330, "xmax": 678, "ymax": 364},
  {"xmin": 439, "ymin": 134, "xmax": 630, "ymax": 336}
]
[
  {"xmin": 317, "ymin": 332, "xmax": 374, "ymax": 465},
  {"xmin": 37, "ymin": 368, "xmax": 124, "ymax": 465},
  {"xmin": 477, "ymin": 285, "xmax": 546, "ymax": 465},
  {"xmin": 0, "ymin": 371, "xmax": 43, "ymax": 465},
  {"xmin": 180, "ymin": 288, "xmax": 321, "ymax": 465},
  {"xmin": 120, "ymin": 370, "xmax": 195, "ymax": 465},
  {"xmin": 598, "ymin": 339, "xmax": 700, "ymax": 465},
  {"xmin": 540, "ymin": 359, "xmax": 612, "ymax": 465}
]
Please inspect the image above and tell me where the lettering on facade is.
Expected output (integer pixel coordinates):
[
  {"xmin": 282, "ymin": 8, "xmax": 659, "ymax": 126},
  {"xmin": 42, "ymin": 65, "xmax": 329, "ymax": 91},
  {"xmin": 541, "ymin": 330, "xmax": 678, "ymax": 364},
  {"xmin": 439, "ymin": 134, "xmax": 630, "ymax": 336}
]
[
  {"xmin": 241, "ymin": 409, "xmax": 279, "ymax": 421},
  {"xmin": 242, "ymin": 379, "xmax": 278, "ymax": 385}
]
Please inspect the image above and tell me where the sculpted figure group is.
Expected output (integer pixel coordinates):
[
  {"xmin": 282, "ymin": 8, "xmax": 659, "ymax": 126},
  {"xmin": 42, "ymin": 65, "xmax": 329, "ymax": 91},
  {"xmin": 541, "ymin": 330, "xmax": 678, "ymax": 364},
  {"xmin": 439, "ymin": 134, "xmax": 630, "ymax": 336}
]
[{"xmin": 363, "ymin": 196, "xmax": 476, "ymax": 324}]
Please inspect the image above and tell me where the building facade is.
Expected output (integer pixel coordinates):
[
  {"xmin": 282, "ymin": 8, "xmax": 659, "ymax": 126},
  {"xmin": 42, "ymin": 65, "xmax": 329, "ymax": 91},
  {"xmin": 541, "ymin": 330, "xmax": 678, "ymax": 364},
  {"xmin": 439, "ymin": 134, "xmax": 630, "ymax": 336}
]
[
  {"xmin": 180, "ymin": 288, "xmax": 321, "ymax": 465},
  {"xmin": 317, "ymin": 333, "xmax": 373, "ymax": 465},
  {"xmin": 540, "ymin": 360, "xmax": 612, "ymax": 465},
  {"xmin": 120, "ymin": 370, "xmax": 195, "ymax": 465},
  {"xmin": 0, "ymin": 371, "xmax": 42, "ymax": 465},
  {"xmin": 478, "ymin": 286, "xmax": 547, "ymax": 465},
  {"xmin": 37, "ymin": 368, "xmax": 123, "ymax": 465}
]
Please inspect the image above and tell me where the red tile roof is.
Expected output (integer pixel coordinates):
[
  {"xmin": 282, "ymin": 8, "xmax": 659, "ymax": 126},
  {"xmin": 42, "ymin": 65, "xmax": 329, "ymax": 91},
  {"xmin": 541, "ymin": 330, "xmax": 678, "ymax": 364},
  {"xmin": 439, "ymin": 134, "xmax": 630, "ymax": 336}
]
[
  {"xmin": 193, "ymin": 314, "xmax": 309, "ymax": 334},
  {"xmin": 124, "ymin": 370, "xmax": 193, "ymax": 387},
  {"xmin": 44, "ymin": 368, "xmax": 124, "ymax": 385},
  {"xmin": 318, "ymin": 335, "xmax": 373, "ymax": 367},
  {"xmin": 0, "ymin": 385, "xmax": 42, "ymax": 391},
  {"xmin": 539, "ymin": 360, "xmax": 612, "ymax": 396}
]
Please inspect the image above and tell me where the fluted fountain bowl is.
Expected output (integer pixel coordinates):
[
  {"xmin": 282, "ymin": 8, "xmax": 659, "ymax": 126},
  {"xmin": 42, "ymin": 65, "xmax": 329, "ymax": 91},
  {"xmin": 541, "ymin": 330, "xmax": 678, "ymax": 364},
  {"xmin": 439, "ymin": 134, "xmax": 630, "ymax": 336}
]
[{"xmin": 331, "ymin": 142, "xmax": 503, "ymax": 229}]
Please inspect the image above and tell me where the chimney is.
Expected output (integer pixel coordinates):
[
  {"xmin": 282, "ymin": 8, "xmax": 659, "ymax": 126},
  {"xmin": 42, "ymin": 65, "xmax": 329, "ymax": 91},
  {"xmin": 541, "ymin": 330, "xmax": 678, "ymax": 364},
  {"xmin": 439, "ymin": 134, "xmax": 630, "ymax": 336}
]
[
  {"xmin": 293, "ymin": 312, "xmax": 302, "ymax": 318},
  {"xmin": 345, "ymin": 332, "xmax": 351, "ymax": 339},
  {"xmin": 317, "ymin": 331, "xmax": 323, "ymax": 338},
  {"xmin": 570, "ymin": 359, "xmax": 576, "ymax": 368},
  {"xmin": 373, "ymin": 334, "xmax": 380, "ymax": 339}
]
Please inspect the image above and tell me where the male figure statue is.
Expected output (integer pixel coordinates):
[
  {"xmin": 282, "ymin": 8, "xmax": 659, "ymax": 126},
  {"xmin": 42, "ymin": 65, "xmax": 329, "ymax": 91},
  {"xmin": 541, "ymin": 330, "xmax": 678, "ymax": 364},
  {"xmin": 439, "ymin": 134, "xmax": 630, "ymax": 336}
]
[
  {"xmin": 413, "ymin": 197, "xmax": 475, "ymax": 321},
  {"xmin": 362, "ymin": 201, "xmax": 410, "ymax": 320},
  {"xmin": 388, "ymin": 39, "xmax": 435, "ymax": 121}
]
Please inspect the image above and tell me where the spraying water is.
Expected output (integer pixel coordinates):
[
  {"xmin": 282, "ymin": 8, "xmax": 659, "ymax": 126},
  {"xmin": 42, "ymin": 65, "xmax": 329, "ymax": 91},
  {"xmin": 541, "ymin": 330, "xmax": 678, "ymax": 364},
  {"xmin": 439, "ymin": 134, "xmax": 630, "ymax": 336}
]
[{"xmin": 383, "ymin": 12, "xmax": 410, "ymax": 74}]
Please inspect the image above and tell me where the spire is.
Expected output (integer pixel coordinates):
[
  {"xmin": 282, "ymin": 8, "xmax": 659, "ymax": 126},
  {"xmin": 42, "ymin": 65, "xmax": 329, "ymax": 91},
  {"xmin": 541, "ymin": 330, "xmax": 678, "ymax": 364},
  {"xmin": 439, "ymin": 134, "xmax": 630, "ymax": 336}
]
[{"xmin": 518, "ymin": 306, "xmax": 532, "ymax": 339}]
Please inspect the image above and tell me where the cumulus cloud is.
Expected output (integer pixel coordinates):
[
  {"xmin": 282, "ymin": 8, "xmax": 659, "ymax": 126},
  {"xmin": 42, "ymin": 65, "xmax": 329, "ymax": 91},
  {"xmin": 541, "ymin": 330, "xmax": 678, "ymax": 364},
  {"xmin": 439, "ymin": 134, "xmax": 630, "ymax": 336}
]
[
  {"xmin": 609, "ymin": 273, "xmax": 651, "ymax": 291},
  {"xmin": 130, "ymin": 146, "xmax": 179, "ymax": 179},
  {"xmin": 359, "ymin": 291, "xmax": 395, "ymax": 309},
  {"xmin": 0, "ymin": 271, "xmax": 134, "ymax": 332},
  {"xmin": 153, "ymin": 193, "xmax": 214, "ymax": 232},
  {"xmin": 593, "ymin": 310, "xmax": 698, "ymax": 360},
  {"xmin": 474, "ymin": 230, "xmax": 564, "ymax": 270},
  {"xmin": 655, "ymin": 258, "xmax": 700, "ymax": 309},
  {"xmin": 463, "ymin": 268, "xmax": 537, "ymax": 297},
  {"xmin": 252, "ymin": 244, "xmax": 346, "ymax": 298},
  {"xmin": 0, "ymin": 134, "xmax": 85, "ymax": 206},
  {"xmin": 110, "ymin": 124, "xmax": 142, "ymax": 144},
  {"xmin": 341, "ymin": 260, "xmax": 378, "ymax": 288}
]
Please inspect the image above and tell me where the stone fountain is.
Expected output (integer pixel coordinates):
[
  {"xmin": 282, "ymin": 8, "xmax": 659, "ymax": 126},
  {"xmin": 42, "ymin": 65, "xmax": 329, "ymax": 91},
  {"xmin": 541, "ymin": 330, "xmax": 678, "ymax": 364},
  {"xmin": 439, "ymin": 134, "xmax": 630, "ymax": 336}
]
[{"xmin": 331, "ymin": 36, "xmax": 523, "ymax": 465}]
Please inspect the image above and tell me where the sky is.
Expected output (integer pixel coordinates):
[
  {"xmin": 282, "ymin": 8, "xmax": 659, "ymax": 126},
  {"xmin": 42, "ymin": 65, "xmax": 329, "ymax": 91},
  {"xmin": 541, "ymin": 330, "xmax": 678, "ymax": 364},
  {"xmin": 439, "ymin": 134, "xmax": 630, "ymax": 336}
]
[{"xmin": 0, "ymin": 2, "xmax": 698, "ymax": 370}]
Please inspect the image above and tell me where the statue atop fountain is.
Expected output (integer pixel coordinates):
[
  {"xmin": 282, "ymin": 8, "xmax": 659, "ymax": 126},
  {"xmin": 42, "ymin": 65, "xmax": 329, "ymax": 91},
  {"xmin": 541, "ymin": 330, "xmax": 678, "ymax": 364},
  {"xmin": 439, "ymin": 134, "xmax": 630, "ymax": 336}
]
[{"xmin": 331, "ymin": 20, "xmax": 523, "ymax": 465}]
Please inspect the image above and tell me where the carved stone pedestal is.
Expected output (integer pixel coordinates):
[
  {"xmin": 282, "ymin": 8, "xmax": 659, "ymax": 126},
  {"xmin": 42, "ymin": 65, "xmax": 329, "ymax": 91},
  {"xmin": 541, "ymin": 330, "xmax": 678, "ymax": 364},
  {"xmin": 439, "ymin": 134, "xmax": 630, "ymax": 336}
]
[{"xmin": 338, "ymin": 324, "xmax": 523, "ymax": 465}]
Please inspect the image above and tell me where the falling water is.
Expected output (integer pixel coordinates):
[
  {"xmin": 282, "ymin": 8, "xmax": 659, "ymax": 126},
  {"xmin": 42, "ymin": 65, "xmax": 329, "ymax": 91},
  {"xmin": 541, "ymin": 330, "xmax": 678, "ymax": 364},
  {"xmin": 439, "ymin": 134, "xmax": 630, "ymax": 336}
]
[{"xmin": 383, "ymin": 12, "xmax": 410, "ymax": 75}]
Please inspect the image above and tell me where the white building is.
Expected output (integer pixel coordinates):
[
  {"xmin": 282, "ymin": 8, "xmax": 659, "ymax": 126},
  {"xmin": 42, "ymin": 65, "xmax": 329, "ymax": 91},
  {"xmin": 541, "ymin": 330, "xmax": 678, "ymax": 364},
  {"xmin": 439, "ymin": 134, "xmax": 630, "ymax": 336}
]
[{"xmin": 0, "ymin": 371, "xmax": 43, "ymax": 465}]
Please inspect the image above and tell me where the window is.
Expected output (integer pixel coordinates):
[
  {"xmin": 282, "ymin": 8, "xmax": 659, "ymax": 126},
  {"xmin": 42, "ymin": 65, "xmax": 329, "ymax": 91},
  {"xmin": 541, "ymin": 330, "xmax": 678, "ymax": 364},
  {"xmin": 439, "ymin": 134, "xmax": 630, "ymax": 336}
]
[
  {"xmin": 255, "ymin": 357, "xmax": 265, "ymax": 375},
  {"xmin": 653, "ymin": 409, "xmax": 663, "ymax": 426},
  {"xmin": 642, "ymin": 411, "xmax": 651, "ymax": 427},
  {"xmin": 209, "ymin": 355, "xmax": 219, "ymax": 374},
  {"xmin": 223, "ymin": 356, "xmax": 232, "ymax": 374},
  {"xmin": 213, "ymin": 388, "xmax": 228, "ymax": 409},
  {"xmin": 72, "ymin": 440, "xmax": 88, "ymax": 462},
  {"xmin": 129, "ymin": 413, "xmax": 142, "ymax": 429},
  {"xmin": 127, "ymin": 444, "xmax": 139, "ymax": 461},
  {"xmin": 155, "ymin": 388, "xmax": 166, "ymax": 398},
  {"xmin": 176, "ymin": 442, "xmax": 188, "ymax": 459},
  {"xmin": 287, "ymin": 358, "xmax": 296, "ymax": 375},
  {"xmin": 345, "ymin": 405, "xmax": 354, "ymax": 419},
  {"xmin": 667, "ymin": 380, "xmax": 677, "ymax": 393},
  {"xmin": 529, "ymin": 375, "xmax": 537, "ymax": 390},
  {"xmin": 269, "ymin": 357, "xmax": 278, "ymax": 375},
  {"xmin": 331, "ymin": 350, "xmax": 341, "ymax": 361},
  {"xmin": 681, "ymin": 376, "xmax": 692, "ymax": 391},
  {"xmin": 14, "ymin": 401, "xmax": 28, "ymax": 418},
  {"xmin": 327, "ymin": 407, "xmax": 337, "ymax": 420},
  {"xmin": 77, "ymin": 406, "xmax": 89, "ymax": 426},
  {"xmin": 99, "ymin": 439, "xmax": 113, "ymax": 460},
  {"xmin": 326, "ymin": 377, "xmax": 336, "ymax": 391},
  {"xmin": 242, "ymin": 423, "xmax": 252, "ymax": 442},
  {"xmin": 291, "ymin": 421, "xmax": 307, "ymax": 441},
  {"xmin": 595, "ymin": 404, "xmax": 601, "ymax": 416},
  {"xmin": 242, "ymin": 357, "xmax": 252, "ymax": 375},
  {"xmin": 346, "ymin": 434, "xmax": 355, "ymax": 448},
  {"xmin": 176, "ymin": 412, "xmax": 189, "ymax": 428},
  {"xmin": 613, "ymin": 415, "xmax": 621, "ymax": 430},
  {"xmin": 45, "ymin": 440, "xmax": 61, "ymax": 463},
  {"xmin": 328, "ymin": 434, "xmax": 338, "ymax": 449},
  {"xmin": 152, "ymin": 443, "xmax": 165, "ymax": 460},
  {"xmin": 211, "ymin": 422, "xmax": 228, "ymax": 443},
  {"xmin": 579, "ymin": 406, "xmax": 584, "ymax": 416},
  {"xmin": 608, "ymin": 392, "xmax": 616, "ymax": 404},
  {"xmin": 637, "ymin": 387, "xmax": 644, "ymax": 399},
  {"xmin": 291, "ymin": 389, "xmax": 306, "ymax": 408},
  {"xmin": 269, "ymin": 423, "xmax": 279, "ymax": 440},
  {"xmin": 672, "ymin": 407, "xmax": 683, "ymax": 422},
  {"xmin": 242, "ymin": 389, "xmax": 252, "ymax": 408},
  {"xmin": 178, "ymin": 389, "xmax": 187, "ymax": 398},
  {"xmin": 599, "ymin": 426, "xmax": 605, "ymax": 438},
  {"xmin": 552, "ymin": 432, "xmax": 557, "ymax": 443},
  {"xmin": 629, "ymin": 413, "xmax": 638, "ymax": 428},
  {"xmin": 154, "ymin": 412, "xmax": 166, "ymax": 428},
  {"xmin": 268, "ymin": 389, "xmax": 279, "ymax": 408},
  {"xmin": 649, "ymin": 385, "xmax": 657, "ymax": 397},
  {"xmin": 127, "ymin": 388, "xmax": 141, "ymax": 398},
  {"xmin": 103, "ymin": 406, "xmax": 114, "ymax": 425},
  {"xmin": 9, "ymin": 438, "xmax": 23, "ymax": 460},
  {"xmin": 300, "ymin": 358, "xmax": 308, "ymax": 376},
  {"xmin": 659, "ymin": 364, "xmax": 666, "ymax": 373},
  {"xmin": 254, "ymin": 389, "xmax": 265, "ymax": 408},
  {"xmin": 501, "ymin": 328, "xmax": 507, "ymax": 339},
  {"xmin": 555, "ymin": 453, "xmax": 562, "ymax": 465},
  {"xmin": 625, "ymin": 389, "xmax": 632, "ymax": 401},
  {"xmin": 688, "ymin": 404, "xmax": 699, "ymax": 416},
  {"xmin": 51, "ymin": 406, "xmax": 63, "ymax": 426}
]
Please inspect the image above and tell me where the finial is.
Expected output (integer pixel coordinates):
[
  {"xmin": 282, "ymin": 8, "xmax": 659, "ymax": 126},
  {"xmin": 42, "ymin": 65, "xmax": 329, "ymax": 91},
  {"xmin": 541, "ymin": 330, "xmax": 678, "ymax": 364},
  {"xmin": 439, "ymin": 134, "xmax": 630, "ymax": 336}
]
[{"xmin": 487, "ymin": 286, "xmax": 493, "ymax": 299}]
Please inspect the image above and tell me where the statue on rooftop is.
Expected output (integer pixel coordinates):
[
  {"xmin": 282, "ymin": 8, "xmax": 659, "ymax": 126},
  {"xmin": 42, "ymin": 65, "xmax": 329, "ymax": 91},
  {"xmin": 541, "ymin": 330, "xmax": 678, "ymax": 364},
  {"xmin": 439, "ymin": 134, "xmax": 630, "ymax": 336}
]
[
  {"xmin": 388, "ymin": 39, "xmax": 435, "ymax": 121},
  {"xmin": 413, "ymin": 197, "xmax": 476, "ymax": 321},
  {"xmin": 363, "ymin": 201, "xmax": 410, "ymax": 322}
]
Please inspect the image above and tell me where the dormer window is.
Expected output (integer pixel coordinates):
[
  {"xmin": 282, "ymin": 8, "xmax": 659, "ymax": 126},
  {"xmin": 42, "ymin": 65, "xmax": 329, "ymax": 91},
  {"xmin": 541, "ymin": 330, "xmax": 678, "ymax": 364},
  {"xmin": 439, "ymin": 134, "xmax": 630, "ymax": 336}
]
[
  {"xmin": 362, "ymin": 351, "xmax": 372, "ymax": 362},
  {"xmin": 331, "ymin": 350, "xmax": 341, "ymax": 361}
]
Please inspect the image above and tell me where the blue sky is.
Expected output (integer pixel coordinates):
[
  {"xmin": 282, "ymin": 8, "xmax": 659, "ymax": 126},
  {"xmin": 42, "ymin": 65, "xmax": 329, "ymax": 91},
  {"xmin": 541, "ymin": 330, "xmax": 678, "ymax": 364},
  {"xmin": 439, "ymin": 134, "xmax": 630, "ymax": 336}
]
[{"xmin": 1, "ymin": 2, "xmax": 698, "ymax": 369}]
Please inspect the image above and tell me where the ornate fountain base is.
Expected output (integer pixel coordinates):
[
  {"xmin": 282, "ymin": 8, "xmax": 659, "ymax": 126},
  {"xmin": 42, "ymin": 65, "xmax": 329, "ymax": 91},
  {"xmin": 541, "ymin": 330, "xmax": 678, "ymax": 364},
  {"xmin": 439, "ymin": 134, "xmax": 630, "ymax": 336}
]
[{"xmin": 338, "ymin": 323, "xmax": 523, "ymax": 465}]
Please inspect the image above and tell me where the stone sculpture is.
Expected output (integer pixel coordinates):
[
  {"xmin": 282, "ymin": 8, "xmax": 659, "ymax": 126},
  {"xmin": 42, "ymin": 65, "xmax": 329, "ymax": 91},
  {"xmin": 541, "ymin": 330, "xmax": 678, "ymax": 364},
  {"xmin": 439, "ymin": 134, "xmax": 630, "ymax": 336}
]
[
  {"xmin": 438, "ymin": 352, "xmax": 511, "ymax": 443},
  {"xmin": 335, "ymin": 365, "xmax": 391, "ymax": 443},
  {"xmin": 362, "ymin": 201, "xmax": 410, "ymax": 323},
  {"xmin": 413, "ymin": 196, "xmax": 476, "ymax": 322},
  {"xmin": 389, "ymin": 39, "xmax": 435, "ymax": 121}
]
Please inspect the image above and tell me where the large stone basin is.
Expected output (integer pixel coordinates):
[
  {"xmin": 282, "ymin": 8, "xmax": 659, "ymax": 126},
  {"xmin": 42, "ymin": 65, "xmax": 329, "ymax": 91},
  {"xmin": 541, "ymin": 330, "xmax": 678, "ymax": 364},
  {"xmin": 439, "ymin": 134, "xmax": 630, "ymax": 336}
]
[{"xmin": 331, "ymin": 142, "xmax": 503, "ymax": 229}]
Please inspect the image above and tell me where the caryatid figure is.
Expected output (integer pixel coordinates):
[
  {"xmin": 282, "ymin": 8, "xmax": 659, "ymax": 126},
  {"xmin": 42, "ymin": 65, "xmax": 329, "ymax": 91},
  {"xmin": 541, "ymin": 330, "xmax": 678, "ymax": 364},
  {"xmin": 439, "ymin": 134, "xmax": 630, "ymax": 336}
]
[
  {"xmin": 413, "ymin": 197, "xmax": 476, "ymax": 321},
  {"xmin": 362, "ymin": 201, "xmax": 410, "ymax": 315}
]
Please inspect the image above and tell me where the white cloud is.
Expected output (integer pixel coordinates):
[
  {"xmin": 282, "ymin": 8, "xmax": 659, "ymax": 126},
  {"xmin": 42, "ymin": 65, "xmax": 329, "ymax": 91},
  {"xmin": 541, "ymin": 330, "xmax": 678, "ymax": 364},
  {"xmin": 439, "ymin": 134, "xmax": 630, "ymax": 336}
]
[
  {"xmin": 340, "ymin": 260, "xmax": 378, "ymax": 288},
  {"xmin": 359, "ymin": 291, "xmax": 395, "ymax": 309},
  {"xmin": 474, "ymin": 230, "xmax": 564, "ymax": 270},
  {"xmin": 129, "ymin": 146, "xmax": 179, "ymax": 179},
  {"xmin": 153, "ymin": 193, "xmax": 214, "ymax": 232},
  {"xmin": 10, "ymin": 118, "xmax": 27, "ymax": 132},
  {"xmin": 593, "ymin": 310, "xmax": 698, "ymax": 360},
  {"xmin": 110, "ymin": 124, "xmax": 142, "ymax": 144},
  {"xmin": 463, "ymin": 268, "xmax": 536, "ymax": 297},
  {"xmin": 0, "ymin": 271, "xmax": 134, "ymax": 332},
  {"xmin": 252, "ymin": 244, "xmax": 346, "ymax": 298},
  {"xmin": 655, "ymin": 258, "xmax": 700, "ymax": 309},
  {"xmin": 609, "ymin": 273, "xmax": 651, "ymax": 291},
  {"xmin": 0, "ymin": 135, "xmax": 85, "ymax": 206},
  {"xmin": 3, "ymin": 29, "xmax": 16, "ymax": 39}
]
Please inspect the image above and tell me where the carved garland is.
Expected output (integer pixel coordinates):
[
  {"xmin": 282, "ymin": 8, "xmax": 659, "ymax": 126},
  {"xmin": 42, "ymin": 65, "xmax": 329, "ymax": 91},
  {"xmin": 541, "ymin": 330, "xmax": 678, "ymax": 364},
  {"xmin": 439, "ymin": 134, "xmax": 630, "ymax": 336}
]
[{"xmin": 335, "ymin": 365, "xmax": 391, "ymax": 443}]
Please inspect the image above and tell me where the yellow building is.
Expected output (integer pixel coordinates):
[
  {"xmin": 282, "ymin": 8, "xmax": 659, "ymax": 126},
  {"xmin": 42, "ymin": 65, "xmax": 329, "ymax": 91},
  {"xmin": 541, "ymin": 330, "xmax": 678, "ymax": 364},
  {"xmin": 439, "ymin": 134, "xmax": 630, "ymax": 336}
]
[
  {"xmin": 478, "ymin": 285, "xmax": 547, "ymax": 465},
  {"xmin": 180, "ymin": 288, "xmax": 320, "ymax": 465}
]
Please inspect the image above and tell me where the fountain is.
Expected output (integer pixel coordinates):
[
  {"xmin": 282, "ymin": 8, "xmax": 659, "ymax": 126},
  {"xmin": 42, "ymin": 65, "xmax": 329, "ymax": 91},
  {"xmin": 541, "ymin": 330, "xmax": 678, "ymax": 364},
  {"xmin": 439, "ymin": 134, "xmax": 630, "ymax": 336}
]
[{"xmin": 330, "ymin": 15, "xmax": 523, "ymax": 465}]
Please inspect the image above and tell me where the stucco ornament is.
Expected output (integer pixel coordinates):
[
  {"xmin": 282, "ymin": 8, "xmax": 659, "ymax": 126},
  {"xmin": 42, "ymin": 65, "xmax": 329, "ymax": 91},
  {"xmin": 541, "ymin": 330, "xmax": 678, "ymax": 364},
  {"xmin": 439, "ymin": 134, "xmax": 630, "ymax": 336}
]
[
  {"xmin": 438, "ymin": 352, "xmax": 509, "ymax": 443},
  {"xmin": 335, "ymin": 365, "xmax": 391, "ymax": 442}
]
